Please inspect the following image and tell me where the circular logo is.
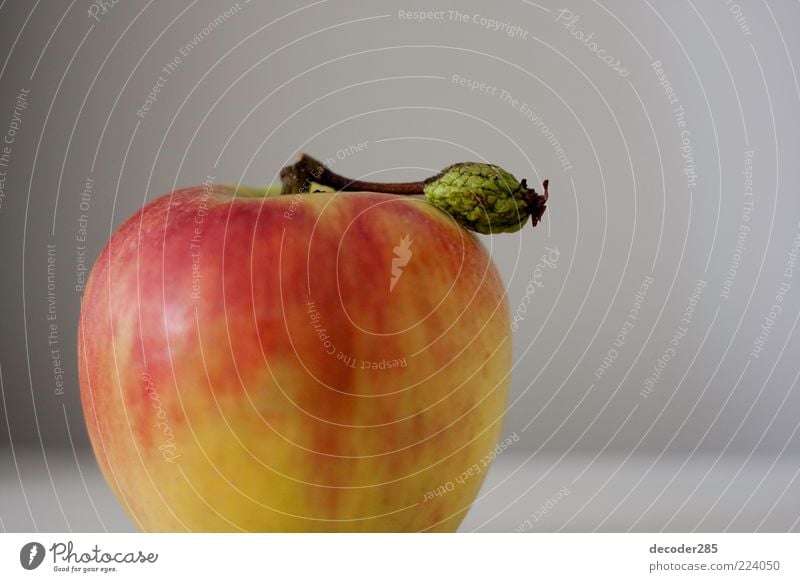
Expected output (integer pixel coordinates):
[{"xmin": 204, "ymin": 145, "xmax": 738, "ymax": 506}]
[{"xmin": 19, "ymin": 542, "xmax": 45, "ymax": 570}]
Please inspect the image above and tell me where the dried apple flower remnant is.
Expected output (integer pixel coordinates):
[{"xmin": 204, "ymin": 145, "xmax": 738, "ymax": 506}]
[
  {"xmin": 423, "ymin": 163, "xmax": 548, "ymax": 234},
  {"xmin": 279, "ymin": 154, "xmax": 548, "ymax": 235}
]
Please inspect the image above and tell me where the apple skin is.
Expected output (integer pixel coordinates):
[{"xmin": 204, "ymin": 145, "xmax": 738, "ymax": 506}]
[{"xmin": 78, "ymin": 185, "xmax": 511, "ymax": 532}]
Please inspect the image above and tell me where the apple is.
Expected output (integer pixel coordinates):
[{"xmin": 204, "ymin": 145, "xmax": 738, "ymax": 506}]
[{"xmin": 78, "ymin": 184, "xmax": 512, "ymax": 531}]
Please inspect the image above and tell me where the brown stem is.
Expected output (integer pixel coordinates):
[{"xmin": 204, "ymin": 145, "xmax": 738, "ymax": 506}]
[{"xmin": 280, "ymin": 154, "xmax": 424, "ymax": 195}]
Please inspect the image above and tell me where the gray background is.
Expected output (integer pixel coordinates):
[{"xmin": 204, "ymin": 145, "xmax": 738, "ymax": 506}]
[{"xmin": 0, "ymin": 0, "xmax": 799, "ymax": 531}]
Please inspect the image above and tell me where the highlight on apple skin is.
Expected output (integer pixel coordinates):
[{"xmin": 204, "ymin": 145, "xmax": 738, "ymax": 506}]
[{"xmin": 78, "ymin": 185, "xmax": 512, "ymax": 531}]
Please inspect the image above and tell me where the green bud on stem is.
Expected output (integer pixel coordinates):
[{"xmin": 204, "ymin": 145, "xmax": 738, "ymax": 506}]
[{"xmin": 279, "ymin": 154, "xmax": 548, "ymax": 235}]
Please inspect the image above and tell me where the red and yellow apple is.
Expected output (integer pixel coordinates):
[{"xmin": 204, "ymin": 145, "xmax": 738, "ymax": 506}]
[{"xmin": 78, "ymin": 184, "xmax": 511, "ymax": 531}]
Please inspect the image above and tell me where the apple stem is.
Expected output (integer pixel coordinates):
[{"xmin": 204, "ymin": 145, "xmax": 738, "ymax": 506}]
[
  {"xmin": 280, "ymin": 154, "xmax": 425, "ymax": 195},
  {"xmin": 280, "ymin": 153, "xmax": 550, "ymax": 234}
]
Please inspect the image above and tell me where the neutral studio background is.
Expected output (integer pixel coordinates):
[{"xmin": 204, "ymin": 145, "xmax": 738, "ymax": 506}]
[{"xmin": 0, "ymin": 0, "xmax": 799, "ymax": 532}]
